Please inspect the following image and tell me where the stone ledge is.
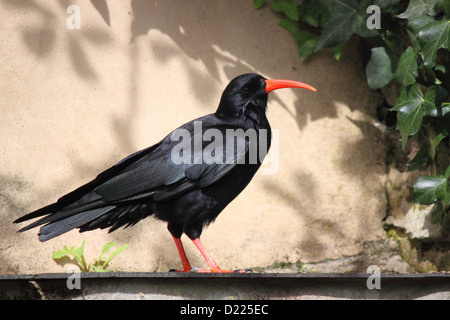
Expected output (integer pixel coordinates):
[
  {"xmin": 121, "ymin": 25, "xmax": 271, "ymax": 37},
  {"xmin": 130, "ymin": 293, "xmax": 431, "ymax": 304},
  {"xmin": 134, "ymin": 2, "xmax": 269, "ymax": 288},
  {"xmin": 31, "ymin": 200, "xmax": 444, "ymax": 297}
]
[{"xmin": 1, "ymin": 272, "xmax": 449, "ymax": 300}]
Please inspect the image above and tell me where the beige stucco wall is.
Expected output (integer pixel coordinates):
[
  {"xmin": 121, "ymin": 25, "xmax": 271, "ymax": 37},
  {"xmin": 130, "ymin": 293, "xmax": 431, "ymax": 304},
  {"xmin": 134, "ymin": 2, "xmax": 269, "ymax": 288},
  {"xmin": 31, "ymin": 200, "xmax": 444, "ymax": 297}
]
[{"xmin": 1, "ymin": 0, "xmax": 386, "ymax": 274}]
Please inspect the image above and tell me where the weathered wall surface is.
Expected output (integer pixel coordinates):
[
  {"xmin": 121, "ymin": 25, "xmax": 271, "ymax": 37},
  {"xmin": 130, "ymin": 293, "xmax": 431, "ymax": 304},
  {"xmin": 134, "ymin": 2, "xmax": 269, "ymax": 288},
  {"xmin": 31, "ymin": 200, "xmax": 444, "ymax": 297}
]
[{"xmin": 1, "ymin": 0, "xmax": 388, "ymax": 274}]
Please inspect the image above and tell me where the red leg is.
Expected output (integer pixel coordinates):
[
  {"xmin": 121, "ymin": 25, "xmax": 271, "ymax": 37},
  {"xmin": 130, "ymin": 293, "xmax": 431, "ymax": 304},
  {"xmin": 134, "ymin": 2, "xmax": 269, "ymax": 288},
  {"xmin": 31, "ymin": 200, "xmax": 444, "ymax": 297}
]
[
  {"xmin": 191, "ymin": 238, "xmax": 233, "ymax": 273},
  {"xmin": 171, "ymin": 235, "xmax": 192, "ymax": 272}
]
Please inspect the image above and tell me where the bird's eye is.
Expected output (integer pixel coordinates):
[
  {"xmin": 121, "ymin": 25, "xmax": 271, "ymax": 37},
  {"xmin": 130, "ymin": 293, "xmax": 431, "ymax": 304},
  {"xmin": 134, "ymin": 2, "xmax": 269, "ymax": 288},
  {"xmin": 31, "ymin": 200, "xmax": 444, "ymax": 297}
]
[{"xmin": 241, "ymin": 87, "xmax": 250, "ymax": 95}]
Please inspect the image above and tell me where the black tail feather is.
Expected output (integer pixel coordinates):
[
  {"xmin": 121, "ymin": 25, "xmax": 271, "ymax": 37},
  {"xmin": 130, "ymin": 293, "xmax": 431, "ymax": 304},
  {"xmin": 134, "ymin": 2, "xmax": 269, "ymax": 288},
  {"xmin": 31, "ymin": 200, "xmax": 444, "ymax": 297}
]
[
  {"xmin": 16, "ymin": 199, "xmax": 105, "ymax": 233},
  {"xmin": 79, "ymin": 203, "xmax": 154, "ymax": 234},
  {"xmin": 13, "ymin": 202, "xmax": 63, "ymax": 224},
  {"xmin": 38, "ymin": 206, "xmax": 116, "ymax": 241},
  {"xmin": 13, "ymin": 143, "xmax": 160, "ymax": 231}
]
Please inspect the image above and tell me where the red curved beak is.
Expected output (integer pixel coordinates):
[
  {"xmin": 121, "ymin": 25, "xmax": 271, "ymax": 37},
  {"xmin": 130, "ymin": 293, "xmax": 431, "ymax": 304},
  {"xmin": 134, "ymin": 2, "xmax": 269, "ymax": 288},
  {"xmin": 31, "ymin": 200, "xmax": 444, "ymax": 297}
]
[{"xmin": 265, "ymin": 79, "xmax": 317, "ymax": 93}]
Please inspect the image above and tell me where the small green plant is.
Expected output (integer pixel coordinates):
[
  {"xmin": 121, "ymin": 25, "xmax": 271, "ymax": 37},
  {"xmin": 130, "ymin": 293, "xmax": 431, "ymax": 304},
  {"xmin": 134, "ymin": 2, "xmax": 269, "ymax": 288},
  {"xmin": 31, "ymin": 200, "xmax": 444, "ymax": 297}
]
[
  {"xmin": 52, "ymin": 240, "xmax": 128, "ymax": 272},
  {"xmin": 255, "ymin": 0, "xmax": 450, "ymax": 230}
]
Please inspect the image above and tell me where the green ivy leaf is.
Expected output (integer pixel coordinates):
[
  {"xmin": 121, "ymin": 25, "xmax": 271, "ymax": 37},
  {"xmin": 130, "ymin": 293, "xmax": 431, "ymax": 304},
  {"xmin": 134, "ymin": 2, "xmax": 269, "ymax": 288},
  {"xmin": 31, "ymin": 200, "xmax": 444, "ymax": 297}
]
[
  {"xmin": 422, "ymin": 85, "xmax": 448, "ymax": 117},
  {"xmin": 315, "ymin": 0, "xmax": 378, "ymax": 51},
  {"xmin": 392, "ymin": 85, "xmax": 424, "ymax": 148},
  {"xmin": 332, "ymin": 43, "xmax": 344, "ymax": 60},
  {"xmin": 435, "ymin": 132, "xmax": 447, "ymax": 148},
  {"xmin": 442, "ymin": 104, "xmax": 450, "ymax": 116},
  {"xmin": 407, "ymin": 15, "xmax": 436, "ymax": 35},
  {"xmin": 297, "ymin": 36, "xmax": 318, "ymax": 60},
  {"xmin": 298, "ymin": 0, "xmax": 330, "ymax": 28},
  {"xmin": 382, "ymin": 30, "xmax": 404, "ymax": 59},
  {"xmin": 253, "ymin": 0, "xmax": 267, "ymax": 9},
  {"xmin": 393, "ymin": 85, "xmax": 448, "ymax": 149},
  {"xmin": 445, "ymin": 166, "xmax": 450, "ymax": 179},
  {"xmin": 435, "ymin": 64, "xmax": 447, "ymax": 73},
  {"xmin": 442, "ymin": 0, "xmax": 450, "ymax": 17},
  {"xmin": 366, "ymin": 47, "xmax": 394, "ymax": 89},
  {"xmin": 414, "ymin": 175, "xmax": 450, "ymax": 205},
  {"xmin": 270, "ymin": 0, "xmax": 299, "ymax": 21},
  {"xmin": 394, "ymin": 46, "xmax": 418, "ymax": 87},
  {"xmin": 397, "ymin": 0, "xmax": 440, "ymax": 20},
  {"xmin": 418, "ymin": 18, "xmax": 450, "ymax": 68},
  {"xmin": 278, "ymin": 18, "xmax": 318, "ymax": 60},
  {"xmin": 407, "ymin": 16, "xmax": 435, "ymax": 53}
]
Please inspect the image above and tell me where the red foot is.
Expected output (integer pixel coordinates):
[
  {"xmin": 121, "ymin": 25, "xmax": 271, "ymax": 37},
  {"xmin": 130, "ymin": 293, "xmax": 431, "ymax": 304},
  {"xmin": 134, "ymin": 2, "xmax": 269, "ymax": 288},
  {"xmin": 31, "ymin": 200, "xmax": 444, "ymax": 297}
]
[
  {"xmin": 194, "ymin": 267, "xmax": 233, "ymax": 273},
  {"xmin": 170, "ymin": 268, "xmax": 252, "ymax": 273},
  {"xmin": 169, "ymin": 267, "xmax": 231, "ymax": 273},
  {"xmin": 170, "ymin": 235, "xmax": 253, "ymax": 274}
]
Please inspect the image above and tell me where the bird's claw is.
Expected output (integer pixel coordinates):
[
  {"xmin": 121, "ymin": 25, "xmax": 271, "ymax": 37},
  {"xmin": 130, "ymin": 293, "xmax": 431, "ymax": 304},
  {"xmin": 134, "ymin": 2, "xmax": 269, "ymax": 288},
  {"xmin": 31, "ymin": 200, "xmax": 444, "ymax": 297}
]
[
  {"xmin": 234, "ymin": 269, "xmax": 253, "ymax": 273},
  {"xmin": 169, "ymin": 267, "xmax": 254, "ymax": 273},
  {"xmin": 168, "ymin": 267, "xmax": 212, "ymax": 273}
]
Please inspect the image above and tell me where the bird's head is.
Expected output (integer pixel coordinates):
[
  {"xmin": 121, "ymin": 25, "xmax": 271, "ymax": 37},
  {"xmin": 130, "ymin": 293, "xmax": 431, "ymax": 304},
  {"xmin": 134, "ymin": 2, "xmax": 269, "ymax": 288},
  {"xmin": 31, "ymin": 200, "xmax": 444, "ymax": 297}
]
[{"xmin": 215, "ymin": 73, "xmax": 316, "ymax": 121}]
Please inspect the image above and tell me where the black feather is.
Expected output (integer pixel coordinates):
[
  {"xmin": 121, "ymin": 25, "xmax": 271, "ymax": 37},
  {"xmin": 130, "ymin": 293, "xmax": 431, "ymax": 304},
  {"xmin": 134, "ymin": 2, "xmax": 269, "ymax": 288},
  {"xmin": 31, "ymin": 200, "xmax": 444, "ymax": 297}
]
[
  {"xmin": 15, "ymin": 74, "xmax": 274, "ymax": 245},
  {"xmin": 38, "ymin": 206, "xmax": 115, "ymax": 241}
]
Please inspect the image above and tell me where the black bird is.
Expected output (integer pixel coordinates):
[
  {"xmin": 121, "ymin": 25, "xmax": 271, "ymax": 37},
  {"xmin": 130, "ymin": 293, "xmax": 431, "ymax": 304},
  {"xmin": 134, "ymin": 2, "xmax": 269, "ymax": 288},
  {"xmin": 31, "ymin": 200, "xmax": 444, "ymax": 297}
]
[{"xmin": 14, "ymin": 73, "xmax": 316, "ymax": 272}]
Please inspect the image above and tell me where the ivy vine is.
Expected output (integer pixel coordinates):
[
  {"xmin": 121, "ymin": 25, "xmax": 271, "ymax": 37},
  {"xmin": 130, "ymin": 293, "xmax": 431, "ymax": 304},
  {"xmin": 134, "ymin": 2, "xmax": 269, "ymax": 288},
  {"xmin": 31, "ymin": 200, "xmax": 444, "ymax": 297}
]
[{"xmin": 255, "ymin": 0, "xmax": 450, "ymax": 230}]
